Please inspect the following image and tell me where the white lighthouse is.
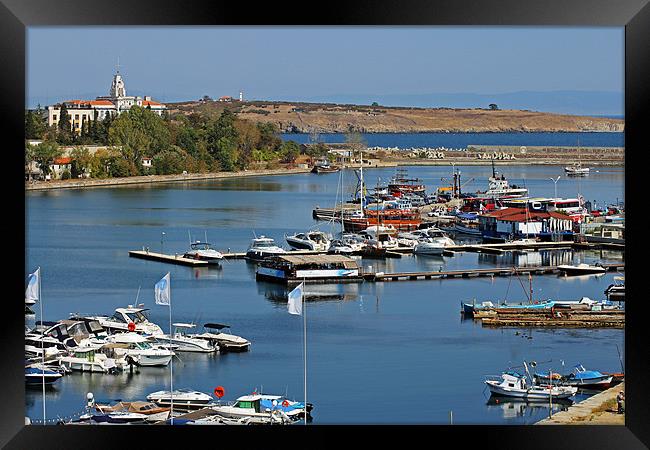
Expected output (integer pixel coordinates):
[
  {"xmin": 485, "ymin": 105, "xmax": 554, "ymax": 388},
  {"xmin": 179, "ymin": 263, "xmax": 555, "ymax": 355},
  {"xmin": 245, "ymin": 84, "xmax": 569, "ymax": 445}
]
[{"xmin": 239, "ymin": 90, "xmax": 243, "ymax": 102}]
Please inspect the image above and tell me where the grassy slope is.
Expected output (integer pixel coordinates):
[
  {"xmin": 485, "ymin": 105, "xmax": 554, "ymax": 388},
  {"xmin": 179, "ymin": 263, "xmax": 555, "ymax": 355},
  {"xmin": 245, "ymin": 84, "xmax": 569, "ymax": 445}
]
[{"xmin": 168, "ymin": 100, "xmax": 624, "ymax": 133}]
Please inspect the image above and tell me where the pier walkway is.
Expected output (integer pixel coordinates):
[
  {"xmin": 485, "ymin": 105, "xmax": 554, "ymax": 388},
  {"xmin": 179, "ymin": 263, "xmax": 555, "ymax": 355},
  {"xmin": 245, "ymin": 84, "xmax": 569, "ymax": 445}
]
[
  {"xmin": 367, "ymin": 263, "xmax": 623, "ymax": 282},
  {"xmin": 536, "ymin": 383, "xmax": 625, "ymax": 425}
]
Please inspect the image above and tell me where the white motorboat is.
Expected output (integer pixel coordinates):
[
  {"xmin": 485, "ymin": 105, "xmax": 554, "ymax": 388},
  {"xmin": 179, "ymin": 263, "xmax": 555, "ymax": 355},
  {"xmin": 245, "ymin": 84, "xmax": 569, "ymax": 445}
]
[
  {"xmin": 104, "ymin": 333, "xmax": 175, "ymax": 366},
  {"xmin": 285, "ymin": 231, "xmax": 331, "ymax": 251},
  {"xmin": 183, "ymin": 241, "xmax": 224, "ymax": 264},
  {"xmin": 75, "ymin": 305, "xmax": 164, "ymax": 336},
  {"xmin": 25, "ymin": 321, "xmax": 79, "ymax": 358},
  {"xmin": 154, "ymin": 323, "xmax": 220, "ymax": 353},
  {"xmin": 414, "ymin": 239, "xmax": 446, "ymax": 256},
  {"xmin": 147, "ymin": 389, "xmax": 215, "ymax": 410},
  {"xmin": 565, "ymin": 163, "xmax": 590, "ymax": 176},
  {"xmin": 245, "ymin": 236, "xmax": 287, "ymax": 261},
  {"xmin": 194, "ymin": 323, "xmax": 251, "ymax": 352},
  {"xmin": 358, "ymin": 228, "xmax": 399, "ymax": 249},
  {"xmin": 208, "ymin": 394, "xmax": 295, "ymax": 424},
  {"xmin": 485, "ymin": 369, "xmax": 577, "ymax": 400},
  {"xmin": 327, "ymin": 239, "xmax": 355, "ymax": 254},
  {"xmin": 57, "ymin": 346, "xmax": 127, "ymax": 373},
  {"xmin": 339, "ymin": 233, "xmax": 367, "ymax": 252},
  {"xmin": 25, "ymin": 364, "xmax": 64, "ymax": 385},
  {"xmin": 557, "ymin": 263, "xmax": 607, "ymax": 276}
]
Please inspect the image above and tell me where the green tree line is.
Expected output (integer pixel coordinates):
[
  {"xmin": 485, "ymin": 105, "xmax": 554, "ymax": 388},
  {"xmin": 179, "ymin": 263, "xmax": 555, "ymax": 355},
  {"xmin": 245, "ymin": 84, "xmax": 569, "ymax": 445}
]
[{"xmin": 25, "ymin": 106, "xmax": 330, "ymax": 178}]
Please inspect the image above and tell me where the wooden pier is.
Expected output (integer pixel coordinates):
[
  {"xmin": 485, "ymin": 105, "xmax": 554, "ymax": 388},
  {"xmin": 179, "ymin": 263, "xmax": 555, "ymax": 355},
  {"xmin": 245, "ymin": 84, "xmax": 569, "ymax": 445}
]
[
  {"xmin": 367, "ymin": 263, "xmax": 623, "ymax": 282},
  {"xmin": 128, "ymin": 250, "xmax": 209, "ymax": 266}
]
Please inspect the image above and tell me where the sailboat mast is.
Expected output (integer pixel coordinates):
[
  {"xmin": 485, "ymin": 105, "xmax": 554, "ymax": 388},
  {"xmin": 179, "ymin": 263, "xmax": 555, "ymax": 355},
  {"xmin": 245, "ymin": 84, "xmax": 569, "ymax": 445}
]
[
  {"xmin": 39, "ymin": 267, "xmax": 45, "ymax": 423},
  {"xmin": 359, "ymin": 150, "xmax": 364, "ymax": 218}
]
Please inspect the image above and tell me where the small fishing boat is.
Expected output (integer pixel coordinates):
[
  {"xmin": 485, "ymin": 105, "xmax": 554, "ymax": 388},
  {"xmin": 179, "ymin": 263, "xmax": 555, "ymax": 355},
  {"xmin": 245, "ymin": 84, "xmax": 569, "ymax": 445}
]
[
  {"xmin": 533, "ymin": 364, "xmax": 614, "ymax": 389},
  {"xmin": 94, "ymin": 400, "xmax": 171, "ymax": 422},
  {"xmin": 183, "ymin": 241, "xmax": 224, "ymax": 264},
  {"xmin": 485, "ymin": 365, "xmax": 577, "ymax": 400},
  {"xmin": 245, "ymin": 236, "xmax": 287, "ymax": 261},
  {"xmin": 285, "ymin": 230, "xmax": 331, "ymax": 251},
  {"xmin": 147, "ymin": 389, "xmax": 215, "ymax": 411},
  {"xmin": 311, "ymin": 159, "xmax": 340, "ymax": 174},
  {"xmin": 557, "ymin": 263, "xmax": 606, "ymax": 276},
  {"xmin": 258, "ymin": 394, "xmax": 314, "ymax": 422}
]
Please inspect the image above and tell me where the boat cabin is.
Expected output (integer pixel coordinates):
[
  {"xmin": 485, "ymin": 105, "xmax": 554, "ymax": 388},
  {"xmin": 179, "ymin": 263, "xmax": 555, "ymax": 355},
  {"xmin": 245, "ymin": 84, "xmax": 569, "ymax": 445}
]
[
  {"xmin": 190, "ymin": 241, "xmax": 215, "ymax": 251},
  {"xmin": 256, "ymin": 254, "xmax": 361, "ymax": 284}
]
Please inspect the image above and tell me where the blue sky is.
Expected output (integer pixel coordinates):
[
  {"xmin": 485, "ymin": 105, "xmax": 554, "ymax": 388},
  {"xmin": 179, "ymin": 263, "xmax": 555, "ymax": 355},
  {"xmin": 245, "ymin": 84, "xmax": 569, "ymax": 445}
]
[{"xmin": 26, "ymin": 27, "xmax": 624, "ymax": 114}]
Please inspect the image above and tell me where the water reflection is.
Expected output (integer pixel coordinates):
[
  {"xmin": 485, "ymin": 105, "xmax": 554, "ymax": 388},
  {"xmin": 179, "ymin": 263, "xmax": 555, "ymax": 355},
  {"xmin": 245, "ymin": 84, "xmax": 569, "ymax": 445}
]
[
  {"xmin": 477, "ymin": 249, "xmax": 575, "ymax": 268},
  {"xmin": 257, "ymin": 281, "xmax": 360, "ymax": 304},
  {"xmin": 485, "ymin": 396, "xmax": 571, "ymax": 420}
]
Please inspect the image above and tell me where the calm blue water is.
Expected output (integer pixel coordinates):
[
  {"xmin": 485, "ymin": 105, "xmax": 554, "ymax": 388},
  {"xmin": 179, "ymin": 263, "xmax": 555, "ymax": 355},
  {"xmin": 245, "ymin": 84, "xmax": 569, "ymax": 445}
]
[
  {"xmin": 281, "ymin": 132, "xmax": 624, "ymax": 148},
  {"xmin": 25, "ymin": 164, "xmax": 624, "ymax": 425}
]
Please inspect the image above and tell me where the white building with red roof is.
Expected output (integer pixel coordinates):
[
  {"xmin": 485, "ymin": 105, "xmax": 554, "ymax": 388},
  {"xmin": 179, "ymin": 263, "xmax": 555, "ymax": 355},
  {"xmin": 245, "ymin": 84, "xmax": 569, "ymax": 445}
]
[{"xmin": 47, "ymin": 69, "xmax": 166, "ymax": 132}]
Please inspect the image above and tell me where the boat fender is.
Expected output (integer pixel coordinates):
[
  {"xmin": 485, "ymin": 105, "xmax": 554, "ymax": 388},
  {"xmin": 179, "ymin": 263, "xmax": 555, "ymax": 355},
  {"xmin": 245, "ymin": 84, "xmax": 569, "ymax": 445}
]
[
  {"xmin": 282, "ymin": 400, "xmax": 290, "ymax": 407},
  {"xmin": 214, "ymin": 386, "xmax": 225, "ymax": 398},
  {"xmin": 128, "ymin": 322, "xmax": 136, "ymax": 332}
]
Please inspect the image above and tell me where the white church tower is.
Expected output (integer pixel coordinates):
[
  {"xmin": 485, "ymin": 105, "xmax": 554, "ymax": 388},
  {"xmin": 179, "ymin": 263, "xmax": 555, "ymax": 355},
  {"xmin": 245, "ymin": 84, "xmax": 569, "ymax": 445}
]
[{"xmin": 110, "ymin": 59, "xmax": 127, "ymax": 98}]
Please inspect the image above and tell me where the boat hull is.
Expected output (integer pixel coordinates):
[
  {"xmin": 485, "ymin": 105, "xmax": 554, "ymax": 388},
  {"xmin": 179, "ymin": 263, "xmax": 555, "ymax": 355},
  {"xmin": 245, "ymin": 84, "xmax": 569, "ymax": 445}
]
[{"xmin": 485, "ymin": 381, "xmax": 576, "ymax": 399}]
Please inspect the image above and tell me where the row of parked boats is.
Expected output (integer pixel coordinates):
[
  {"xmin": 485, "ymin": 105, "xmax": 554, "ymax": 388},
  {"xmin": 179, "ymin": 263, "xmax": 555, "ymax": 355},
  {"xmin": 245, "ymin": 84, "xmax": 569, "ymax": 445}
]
[
  {"xmin": 25, "ymin": 304, "xmax": 251, "ymax": 379},
  {"xmin": 485, "ymin": 361, "xmax": 623, "ymax": 401},
  {"xmin": 62, "ymin": 388, "xmax": 313, "ymax": 425}
]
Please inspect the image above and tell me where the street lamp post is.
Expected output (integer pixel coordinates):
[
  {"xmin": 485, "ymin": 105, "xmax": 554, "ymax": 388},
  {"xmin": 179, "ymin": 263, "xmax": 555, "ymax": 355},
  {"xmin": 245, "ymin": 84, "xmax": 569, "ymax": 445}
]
[
  {"xmin": 161, "ymin": 232, "xmax": 166, "ymax": 255},
  {"xmin": 549, "ymin": 176, "xmax": 561, "ymax": 199}
]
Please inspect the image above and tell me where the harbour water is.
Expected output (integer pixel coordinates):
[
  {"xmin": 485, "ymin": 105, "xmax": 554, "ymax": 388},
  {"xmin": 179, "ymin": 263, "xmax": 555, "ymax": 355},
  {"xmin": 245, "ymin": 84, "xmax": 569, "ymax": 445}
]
[{"xmin": 25, "ymin": 163, "xmax": 624, "ymax": 424}]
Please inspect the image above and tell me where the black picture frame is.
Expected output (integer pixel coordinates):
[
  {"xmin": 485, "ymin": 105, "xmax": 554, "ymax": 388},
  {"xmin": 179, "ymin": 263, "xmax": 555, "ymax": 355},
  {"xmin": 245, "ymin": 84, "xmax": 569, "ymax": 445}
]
[{"xmin": 3, "ymin": 0, "xmax": 647, "ymax": 448}]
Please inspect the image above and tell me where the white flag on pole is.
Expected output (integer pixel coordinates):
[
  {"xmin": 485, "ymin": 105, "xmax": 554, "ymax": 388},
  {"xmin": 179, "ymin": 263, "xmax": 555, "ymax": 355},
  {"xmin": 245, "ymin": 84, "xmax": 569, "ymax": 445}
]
[
  {"xmin": 26, "ymin": 268, "xmax": 40, "ymax": 302},
  {"xmin": 287, "ymin": 282, "xmax": 304, "ymax": 315},
  {"xmin": 154, "ymin": 273, "xmax": 171, "ymax": 306}
]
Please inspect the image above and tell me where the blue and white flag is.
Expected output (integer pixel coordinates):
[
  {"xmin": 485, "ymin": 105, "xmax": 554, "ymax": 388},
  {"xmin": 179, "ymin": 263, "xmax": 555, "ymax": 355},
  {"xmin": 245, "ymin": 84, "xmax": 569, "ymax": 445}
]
[
  {"xmin": 25, "ymin": 268, "xmax": 40, "ymax": 302},
  {"xmin": 155, "ymin": 273, "xmax": 171, "ymax": 306},
  {"xmin": 287, "ymin": 282, "xmax": 304, "ymax": 315}
]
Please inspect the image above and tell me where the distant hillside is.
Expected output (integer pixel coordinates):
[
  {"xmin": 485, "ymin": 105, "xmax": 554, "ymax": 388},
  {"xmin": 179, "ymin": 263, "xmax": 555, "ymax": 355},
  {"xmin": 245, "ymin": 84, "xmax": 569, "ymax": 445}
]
[
  {"xmin": 167, "ymin": 100, "xmax": 624, "ymax": 134},
  {"xmin": 290, "ymin": 90, "xmax": 624, "ymax": 117}
]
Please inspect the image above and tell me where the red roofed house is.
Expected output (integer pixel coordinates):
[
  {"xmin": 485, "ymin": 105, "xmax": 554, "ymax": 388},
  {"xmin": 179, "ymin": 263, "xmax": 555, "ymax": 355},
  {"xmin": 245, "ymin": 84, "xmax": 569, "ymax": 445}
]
[
  {"xmin": 48, "ymin": 69, "xmax": 166, "ymax": 133},
  {"xmin": 478, "ymin": 207, "xmax": 574, "ymax": 241},
  {"xmin": 49, "ymin": 157, "xmax": 73, "ymax": 180}
]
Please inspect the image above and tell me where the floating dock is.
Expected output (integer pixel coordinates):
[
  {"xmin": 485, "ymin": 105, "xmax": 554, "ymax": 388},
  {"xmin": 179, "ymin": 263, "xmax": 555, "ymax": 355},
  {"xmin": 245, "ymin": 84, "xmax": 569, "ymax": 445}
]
[
  {"xmin": 366, "ymin": 263, "xmax": 624, "ymax": 282},
  {"xmin": 128, "ymin": 250, "xmax": 209, "ymax": 266}
]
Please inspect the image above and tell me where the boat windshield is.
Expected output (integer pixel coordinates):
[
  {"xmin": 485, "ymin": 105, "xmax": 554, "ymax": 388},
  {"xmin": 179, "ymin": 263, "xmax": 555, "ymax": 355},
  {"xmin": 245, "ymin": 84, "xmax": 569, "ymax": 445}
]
[
  {"xmin": 136, "ymin": 342, "xmax": 152, "ymax": 350},
  {"xmin": 191, "ymin": 242, "xmax": 211, "ymax": 250},
  {"xmin": 126, "ymin": 311, "xmax": 148, "ymax": 324},
  {"xmin": 254, "ymin": 240, "xmax": 275, "ymax": 248}
]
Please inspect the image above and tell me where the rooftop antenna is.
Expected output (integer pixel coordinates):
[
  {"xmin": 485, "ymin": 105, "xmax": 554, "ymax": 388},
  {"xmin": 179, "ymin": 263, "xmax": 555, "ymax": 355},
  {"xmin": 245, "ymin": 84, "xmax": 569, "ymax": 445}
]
[{"xmin": 116, "ymin": 57, "xmax": 121, "ymax": 74}]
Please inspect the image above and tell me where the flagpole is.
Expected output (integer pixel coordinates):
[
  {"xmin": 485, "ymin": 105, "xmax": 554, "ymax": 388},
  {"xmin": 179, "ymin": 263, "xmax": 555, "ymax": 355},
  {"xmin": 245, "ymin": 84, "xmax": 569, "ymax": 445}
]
[
  {"xmin": 38, "ymin": 267, "xmax": 45, "ymax": 424},
  {"xmin": 169, "ymin": 274, "xmax": 173, "ymax": 425},
  {"xmin": 303, "ymin": 278, "xmax": 307, "ymax": 426}
]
